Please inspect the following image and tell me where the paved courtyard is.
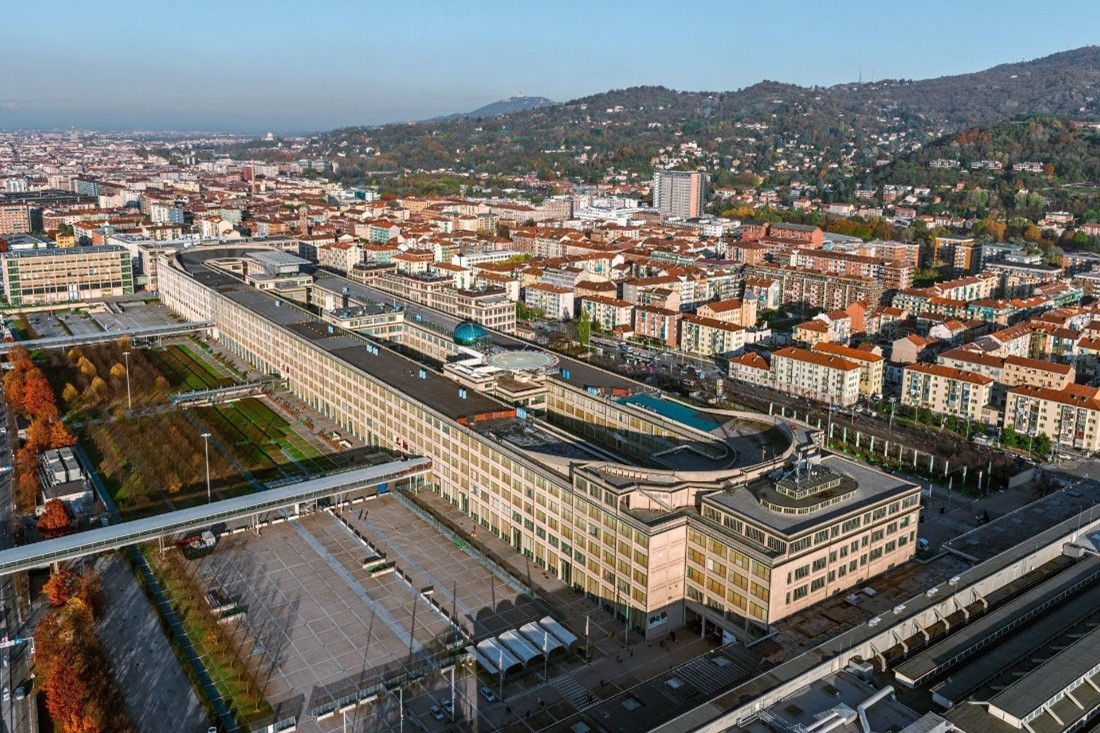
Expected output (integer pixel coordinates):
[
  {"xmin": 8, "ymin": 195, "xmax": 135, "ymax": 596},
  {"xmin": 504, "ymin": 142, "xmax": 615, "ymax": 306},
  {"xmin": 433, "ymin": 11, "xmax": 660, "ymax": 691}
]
[
  {"xmin": 195, "ymin": 511, "xmax": 457, "ymax": 732},
  {"xmin": 341, "ymin": 496, "xmax": 547, "ymax": 642}
]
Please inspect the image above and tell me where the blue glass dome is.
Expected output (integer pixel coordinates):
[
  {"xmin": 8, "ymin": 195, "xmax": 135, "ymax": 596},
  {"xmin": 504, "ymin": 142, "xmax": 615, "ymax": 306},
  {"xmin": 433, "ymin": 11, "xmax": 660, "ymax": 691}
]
[{"xmin": 453, "ymin": 320, "xmax": 489, "ymax": 346}]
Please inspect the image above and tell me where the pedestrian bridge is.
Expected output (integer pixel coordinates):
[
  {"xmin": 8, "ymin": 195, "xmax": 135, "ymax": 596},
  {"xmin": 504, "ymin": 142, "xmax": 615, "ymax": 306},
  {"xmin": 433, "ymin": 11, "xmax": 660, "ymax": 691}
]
[
  {"xmin": 0, "ymin": 321, "xmax": 214, "ymax": 354},
  {"xmin": 0, "ymin": 457, "xmax": 431, "ymax": 576}
]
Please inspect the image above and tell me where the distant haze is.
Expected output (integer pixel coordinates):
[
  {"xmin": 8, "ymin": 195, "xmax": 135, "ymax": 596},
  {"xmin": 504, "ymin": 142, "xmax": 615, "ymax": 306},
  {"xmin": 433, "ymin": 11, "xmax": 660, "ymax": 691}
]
[{"xmin": 1, "ymin": 0, "xmax": 1097, "ymax": 132}]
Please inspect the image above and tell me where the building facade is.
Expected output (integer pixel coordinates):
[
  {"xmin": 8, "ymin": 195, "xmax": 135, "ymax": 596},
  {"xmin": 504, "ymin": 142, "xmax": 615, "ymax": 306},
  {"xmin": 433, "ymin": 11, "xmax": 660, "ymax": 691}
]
[
  {"xmin": 0, "ymin": 245, "xmax": 134, "ymax": 305},
  {"xmin": 770, "ymin": 347, "xmax": 861, "ymax": 407},
  {"xmin": 652, "ymin": 170, "xmax": 706, "ymax": 219},
  {"xmin": 159, "ymin": 246, "xmax": 919, "ymax": 642},
  {"xmin": 901, "ymin": 363, "xmax": 992, "ymax": 421}
]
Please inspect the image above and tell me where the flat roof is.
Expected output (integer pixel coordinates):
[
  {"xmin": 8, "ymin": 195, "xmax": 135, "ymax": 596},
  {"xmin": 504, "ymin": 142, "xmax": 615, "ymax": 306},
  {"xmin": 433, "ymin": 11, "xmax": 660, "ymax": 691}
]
[
  {"xmin": 248, "ymin": 249, "xmax": 309, "ymax": 267},
  {"xmin": 1, "ymin": 244, "xmax": 127, "ymax": 259},
  {"xmin": 706, "ymin": 455, "xmax": 918, "ymax": 536},
  {"xmin": 931, "ymin": 575, "xmax": 1100, "ymax": 706},
  {"xmin": 895, "ymin": 557, "xmax": 1100, "ymax": 684},
  {"xmin": 0, "ymin": 458, "xmax": 430, "ymax": 576},
  {"xmin": 179, "ymin": 250, "xmax": 506, "ymax": 422},
  {"xmin": 944, "ymin": 483, "xmax": 1100, "ymax": 563},
  {"xmin": 310, "ymin": 272, "xmax": 641, "ymax": 393},
  {"xmin": 988, "ymin": 624, "xmax": 1100, "ymax": 718}
]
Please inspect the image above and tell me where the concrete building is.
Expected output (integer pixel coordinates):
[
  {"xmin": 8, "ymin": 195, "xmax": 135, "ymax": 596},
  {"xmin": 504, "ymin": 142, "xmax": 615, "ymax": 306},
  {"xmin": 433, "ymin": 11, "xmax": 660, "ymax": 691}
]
[
  {"xmin": 744, "ymin": 263, "xmax": 884, "ymax": 312},
  {"xmin": 901, "ymin": 363, "xmax": 992, "ymax": 421},
  {"xmin": 634, "ymin": 305, "xmax": 681, "ymax": 347},
  {"xmin": 524, "ymin": 282, "xmax": 575, "ymax": 320},
  {"xmin": 1004, "ymin": 384, "xmax": 1100, "ymax": 452},
  {"xmin": 679, "ymin": 315, "xmax": 745, "ymax": 357},
  {"xmin": 771, "ymin": 347, "xmax": 862, "ymax": 407},
  {"xmin": 159, "ymin": 245, "xmax": 919, "ymax": 642},
  {"xmin": 812, "ymin": 342, "xmax": 885, "ymax": 398},
  {"xmin": 0, "ymin": 245, "xmax": 134, "ymax": 305},
  {"xmin": 579, "ymin": 295, "xmax": 634, "ymax": 332},
  {"xmin": 0, "ymin": 204, "xmax": 30, "ymax": 235},
  {"xmin": 652, "ymin": 170, "xmax": 706, "ymax": 219},
  {"xmin": 1001, "ymin": 355, "xmax": 1075, "ymax": 391}
]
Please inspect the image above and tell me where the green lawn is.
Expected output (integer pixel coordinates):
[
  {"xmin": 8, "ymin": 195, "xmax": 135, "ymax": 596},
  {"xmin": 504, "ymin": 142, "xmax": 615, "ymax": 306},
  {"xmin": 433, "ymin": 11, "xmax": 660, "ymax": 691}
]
[{"xmin": 148, "ymin": 344, "xmax": 232, "ymax": 391}]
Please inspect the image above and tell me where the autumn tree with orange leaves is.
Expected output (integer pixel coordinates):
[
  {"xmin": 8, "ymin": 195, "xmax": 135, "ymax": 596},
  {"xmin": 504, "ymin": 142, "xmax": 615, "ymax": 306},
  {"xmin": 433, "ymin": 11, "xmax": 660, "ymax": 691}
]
[
  {"xmin": 35, "ymin": 567, "xmax": 129, "ymax": 733},
  {"xmin": 37, "ymin": 499, "xmax": 72, "ymax": 539},
  {"xmin": 3, "ymin": 346, "xmax": 76, "ymax": 513}
]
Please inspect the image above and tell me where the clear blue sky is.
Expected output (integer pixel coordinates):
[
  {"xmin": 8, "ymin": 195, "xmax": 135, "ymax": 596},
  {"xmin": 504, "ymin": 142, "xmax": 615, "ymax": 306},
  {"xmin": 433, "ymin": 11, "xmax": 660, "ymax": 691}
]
[{"xmin": 2, "ymin": 0, "xmax": 1097, "ymax": 133}]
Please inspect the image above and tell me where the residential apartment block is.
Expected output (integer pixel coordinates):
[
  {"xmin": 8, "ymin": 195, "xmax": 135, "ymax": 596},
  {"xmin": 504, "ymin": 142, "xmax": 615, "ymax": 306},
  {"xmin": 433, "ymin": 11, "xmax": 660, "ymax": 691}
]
[
  {"xmin": 744, "ymin": 263, "xmax": 884, "ymax": 311},
  {"xmin": 770, "ymin": 347, "xmax": 861, "ymax": 407},
  {"xmin": 679, "ymin": 315, "xmax": 745, "ymax": 357},
  {"xmin": 0, "ymin": 204, "xmax": 29, "ymax": 235},
  {"xmin": 652, "ymin": 170, "xmax": 706, "ymax": 219},
  {"xmin": 812, "ymin": 343, "xmax": 885, "ymax": 398},
  {"xmin": 901, "ymin": 363, "xmax": 993, "ymax": 421},
  {"xmin": 1003, "ymin": 384, "xmax": 1100, "ymax": 452}
]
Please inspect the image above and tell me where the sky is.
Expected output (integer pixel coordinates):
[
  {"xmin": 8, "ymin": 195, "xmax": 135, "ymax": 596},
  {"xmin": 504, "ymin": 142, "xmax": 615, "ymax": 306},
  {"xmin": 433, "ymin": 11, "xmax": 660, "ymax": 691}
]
[{"xmin": 2, "ymin": 0, "xmax": 1099, "ymax": 133}]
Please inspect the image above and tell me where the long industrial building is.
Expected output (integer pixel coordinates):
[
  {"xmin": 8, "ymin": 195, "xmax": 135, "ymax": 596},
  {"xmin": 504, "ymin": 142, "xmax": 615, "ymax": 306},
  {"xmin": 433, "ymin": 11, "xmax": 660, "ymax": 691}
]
[{"xmin": 158, "ymin": 245, "xmax": 921, "ymax": 642}]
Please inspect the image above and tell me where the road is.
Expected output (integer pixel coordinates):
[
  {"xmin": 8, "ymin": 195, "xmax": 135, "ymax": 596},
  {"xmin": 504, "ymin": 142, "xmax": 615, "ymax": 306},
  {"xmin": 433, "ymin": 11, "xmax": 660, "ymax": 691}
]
[{"xmin": 0, "ymin": 391, "xmax": 34, "ymax": 733}]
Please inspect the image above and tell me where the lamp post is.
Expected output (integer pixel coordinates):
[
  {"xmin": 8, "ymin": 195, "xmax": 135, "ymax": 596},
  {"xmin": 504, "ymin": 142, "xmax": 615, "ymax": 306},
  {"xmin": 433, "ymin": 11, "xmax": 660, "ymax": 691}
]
[
  {"xmin": 123, "ymin": 351, "xmax": 132, "ymax": 412},
  {"xmin": 201, "ymin": 432, "xmax": 212, "ymax": 503}
]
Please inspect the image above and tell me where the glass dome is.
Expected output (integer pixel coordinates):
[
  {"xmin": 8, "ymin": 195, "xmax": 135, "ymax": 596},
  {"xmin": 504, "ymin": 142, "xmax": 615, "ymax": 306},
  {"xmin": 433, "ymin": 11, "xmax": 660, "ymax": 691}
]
[{"xmin": 453, "ymin": 320, "xmax": 489, "ymax": 346}]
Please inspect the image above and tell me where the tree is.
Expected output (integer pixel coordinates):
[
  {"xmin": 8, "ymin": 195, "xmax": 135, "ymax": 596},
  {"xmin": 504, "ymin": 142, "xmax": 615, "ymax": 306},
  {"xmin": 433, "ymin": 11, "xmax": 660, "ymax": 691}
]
[
  {"xmin": 43, "ymin": 569, "xmax": 78, "ymax": 607},
  {"xmin": 77, "ymin": 356, "xmax": 97, "ymax": 378},
  {"xmin": 7, "ymin": 345, "xmax": 31, "ymax": 369},
  {"xmin": 89, "ymin": 376, "xmax": 107, "ymax": 395},
  {"xmin": 38, "ymin": 499, "xmax": 73, "ymax": 539},
  {"xmin": 26, "ymin": 417, "xmax": 53, "ymax": 453},
  {"xmin": 50, "ymin": 421, "xmax": 76, "ymax": 448},
  {"xmin": 1032, "ymin": 433, "xmax": 1052, "ymax": 459},
  {"xmin": 577, "ymin": 308, "xmax": 591, "ymax": 349},
  {"xmin": 2, "ymin": 368, "xmax": 25, "ymax": 412},
  {"xmin": 62, "ymin": 383, "xmax": 79, "ymax": 404},
  {"xmin": 1001, "ymin": 425, "xmax": 1018, "ymax": 447},
  {"xmin": 22, "ymin": 369, "xmax": 57, "ymax": 417},
  {"xmin": 15, "ymin": 471, "xmax": 39, "ymax": 509},
  {"xmin": 109, "ymin": 363, "xmax": 126, "ymax": 380}
]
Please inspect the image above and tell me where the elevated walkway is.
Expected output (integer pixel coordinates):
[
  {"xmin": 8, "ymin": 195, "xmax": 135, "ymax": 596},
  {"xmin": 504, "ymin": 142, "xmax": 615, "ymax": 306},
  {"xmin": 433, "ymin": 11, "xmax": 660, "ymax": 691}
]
[
  {"xmin": 169, "ymin": 377, "xmax": 286, "ymax": 406},
  {"xmin": 0, "ymin": 321, "xmax": 213, "ymax": 353},
  {"xmin": 0, "ymin": 457, "xmax": 430, "ymax": 576}
]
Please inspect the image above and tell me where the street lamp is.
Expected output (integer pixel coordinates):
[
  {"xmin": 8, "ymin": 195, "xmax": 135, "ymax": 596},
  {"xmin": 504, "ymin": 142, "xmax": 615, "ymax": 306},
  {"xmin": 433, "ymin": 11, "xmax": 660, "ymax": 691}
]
[
  {"xmin": 201, "ymin": 433, "xmax": 212, "ymax": 503},
  {"xmin": 123, "ymin": 351, "xmax": 132, "ymax": 412}
]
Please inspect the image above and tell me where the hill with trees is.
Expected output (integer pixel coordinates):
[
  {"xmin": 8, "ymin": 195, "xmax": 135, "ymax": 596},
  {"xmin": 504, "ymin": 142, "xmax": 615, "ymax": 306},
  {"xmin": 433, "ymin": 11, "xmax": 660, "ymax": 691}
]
[
  {"xmin": 430, "ymin": 95, "xmax": 556, "ymax": 121},
  {"xmin": 222, "ymin": 47, "xmax": 1100, "ymax": 190},
  {"xmin": 872, "ymin": 116, "xmax": 1100, "ymax": 220}
]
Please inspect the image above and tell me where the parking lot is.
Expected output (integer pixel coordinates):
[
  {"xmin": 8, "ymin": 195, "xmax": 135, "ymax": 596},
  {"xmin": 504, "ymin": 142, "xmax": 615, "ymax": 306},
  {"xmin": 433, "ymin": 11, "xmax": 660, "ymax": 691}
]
[
  {"xmin": 195, "ymin": 510, "xmax": 458, "ymax": 733},
  {"xmin": 20, "ymin": 301, "xmax": 179, "ymax": 339},
  {"xmin": 342, "ymin": 496, "xmax": 547, "ymax": 642}
]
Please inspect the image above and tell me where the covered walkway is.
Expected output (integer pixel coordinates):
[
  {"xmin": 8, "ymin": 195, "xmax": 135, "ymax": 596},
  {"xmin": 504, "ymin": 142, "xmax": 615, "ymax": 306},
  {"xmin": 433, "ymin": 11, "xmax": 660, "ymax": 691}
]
[{"xmin": 0, "ymin": 457, "xmax": 430, "ymax": 576}]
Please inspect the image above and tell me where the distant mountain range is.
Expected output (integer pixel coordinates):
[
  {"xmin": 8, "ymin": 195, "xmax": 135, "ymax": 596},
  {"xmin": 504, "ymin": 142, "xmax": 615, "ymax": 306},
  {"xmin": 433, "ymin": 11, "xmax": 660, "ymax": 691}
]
[
  {"xmin": 430, "ymin": 95, "xmax": 556, "ymax": 122},
  {"xmin": 227, "ymin": 47, "xmax": 1100, "ymax": 188}
]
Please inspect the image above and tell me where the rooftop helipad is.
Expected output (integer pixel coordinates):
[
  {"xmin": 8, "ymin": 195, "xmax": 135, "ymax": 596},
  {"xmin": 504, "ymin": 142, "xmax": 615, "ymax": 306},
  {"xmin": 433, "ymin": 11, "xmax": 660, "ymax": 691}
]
[{"xmin": 486, "ymin": 349, "xmax": 559, "ymax": 372}]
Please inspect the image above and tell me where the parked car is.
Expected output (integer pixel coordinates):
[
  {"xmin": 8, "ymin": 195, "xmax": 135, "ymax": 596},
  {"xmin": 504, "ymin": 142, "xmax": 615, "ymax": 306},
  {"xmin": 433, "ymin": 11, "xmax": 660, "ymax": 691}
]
[
  {"xmin": 430, "ymin": 705, "xmax": 444, "ymax": 720},
  {"xmin": 480, "ymin": 686, "xmax": 498, "ymax": 703}
]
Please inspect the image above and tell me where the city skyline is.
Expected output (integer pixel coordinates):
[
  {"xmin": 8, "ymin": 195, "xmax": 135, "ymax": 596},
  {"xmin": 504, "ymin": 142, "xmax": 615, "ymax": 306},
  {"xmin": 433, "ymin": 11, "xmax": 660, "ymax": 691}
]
[{"xmin": 1, "ymin": 0, "xmax": 1098, "ymax": 132}]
